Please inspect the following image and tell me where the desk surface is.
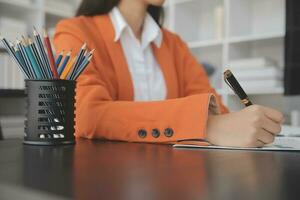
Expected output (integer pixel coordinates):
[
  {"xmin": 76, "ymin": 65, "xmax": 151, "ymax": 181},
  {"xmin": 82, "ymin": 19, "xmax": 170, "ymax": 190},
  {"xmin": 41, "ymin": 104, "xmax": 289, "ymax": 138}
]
[{"xmin": 0, "ymin": 139, "xmax": 300, "ymax": 200}]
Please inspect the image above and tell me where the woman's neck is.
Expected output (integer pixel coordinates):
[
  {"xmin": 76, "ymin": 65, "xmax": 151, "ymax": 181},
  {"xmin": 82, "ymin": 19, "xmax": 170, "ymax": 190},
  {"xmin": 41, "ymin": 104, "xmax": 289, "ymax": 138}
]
[{"xmin": 118, "ymin": 1, "xmax": 147, "ymax": 40}]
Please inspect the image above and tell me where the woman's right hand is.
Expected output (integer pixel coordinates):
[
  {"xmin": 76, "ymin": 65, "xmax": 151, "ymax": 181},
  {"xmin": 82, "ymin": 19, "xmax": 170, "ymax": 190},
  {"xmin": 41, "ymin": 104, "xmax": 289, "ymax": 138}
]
[{"xmin": 205, "ymin": 105, "xmax": 284, "ymax": 147}]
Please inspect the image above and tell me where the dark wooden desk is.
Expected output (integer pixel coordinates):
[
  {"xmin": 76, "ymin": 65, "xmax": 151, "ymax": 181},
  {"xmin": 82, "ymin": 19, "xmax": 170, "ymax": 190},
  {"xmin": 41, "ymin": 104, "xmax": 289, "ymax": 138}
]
[{"xmin": 0, "ymin": 139, "xmax": 300, "ymax": 200}]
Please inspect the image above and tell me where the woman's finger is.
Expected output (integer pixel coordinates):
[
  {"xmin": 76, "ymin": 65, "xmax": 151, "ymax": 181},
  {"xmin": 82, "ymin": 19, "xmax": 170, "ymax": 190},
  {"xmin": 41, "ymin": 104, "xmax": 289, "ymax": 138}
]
[
  {"xmin": 261, "ymin": 116, "xmax": 282, "ymax": 135},
  {"xmin": 262, "ymin": 107, "xmax": 284, "ymax": 123},
  {"xmin": 256, "ymin": 129, "xmax": 275, "ymax": 144},
  {"xmin": 256, "ymin": 140, "xmax": 265, "ymax": 147}
]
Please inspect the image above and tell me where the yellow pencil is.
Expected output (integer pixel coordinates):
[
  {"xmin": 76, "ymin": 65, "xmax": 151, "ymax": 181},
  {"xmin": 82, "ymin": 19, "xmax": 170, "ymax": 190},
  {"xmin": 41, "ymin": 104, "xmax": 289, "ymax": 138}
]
[{"xmin": 60, "ymin": 56, "xmax": 77, "ymax": 79}]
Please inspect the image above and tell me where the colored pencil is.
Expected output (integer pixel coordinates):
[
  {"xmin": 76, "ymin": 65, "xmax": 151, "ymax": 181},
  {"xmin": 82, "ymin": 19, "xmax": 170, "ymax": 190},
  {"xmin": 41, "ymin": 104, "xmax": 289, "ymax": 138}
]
[
  {"xmin": 58, "ymin": 51, "xmax": 71, "ymax": 75},
  {"xmin": 0, "ymin": 35, "xmax": 29, "ymax": 79},
  {"xmin": 16, "ymin": 40, "xmax": 34, "ymax": 78},
  {"xmin": 68, "ymin": 43, "xmax": 86, "ymax": 79},
  {"xmin": 86, "ymin": 49, "xmax": 95, "ymax": 58},
  {"xmin": 69, "ymin": 49, "xmax": 94, "ymax": 80},
  {"xmin": 2, "ymin": 28, "xmax": 93, "ymax": 81},
  {"xmin": 29, "ymin": 38, "xmax": 47, "ymax": 78},
  {"xmin": 14, "ymin": 46, "xmax": 26, "ymax": 69},
  {"xmin": 60, "ymin": 56, "xmax": 77, "ymax": 79},
  {"xmin": 14, "ymin": 46, "xmax": 30, "ymax": 78},
  {"xmin": 43, "ymin": 30, "xmax": 59, "ymax": 78},
  {"xmin": 33, "ymin": 28, "xmax": 53, "ymax": 78},
  {"xmin": 78, "ymin": 50, "xmax": 88, "ymax": 66},
  {"xmin": 23, "ymin": 38, "xmax": 43, "ymax": 79},
  {"xmin": 73, "ymin": 56, "xmax": 92, "ymax": 80},
  {"xmin": 55, "ymin": 50, "xmax": 64, "ymax": 68},
  {"xmin": 70, "ymin": 49, "xmax": 94, "ymax": 80}
]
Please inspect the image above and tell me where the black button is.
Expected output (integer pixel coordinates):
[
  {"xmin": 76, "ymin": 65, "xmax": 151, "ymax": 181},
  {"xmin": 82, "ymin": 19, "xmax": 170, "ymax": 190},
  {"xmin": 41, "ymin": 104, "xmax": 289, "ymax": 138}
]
[
  {"xmin": 138, "ymin": 129, "xmax": 147, "ymax": 138},
  {"xmin": 152, "ymin": 129, "xmax": 160, "ymax": 138},
  {"xmin": 164, "ymin": 128, "xmax": 174, "ymax": 137}
]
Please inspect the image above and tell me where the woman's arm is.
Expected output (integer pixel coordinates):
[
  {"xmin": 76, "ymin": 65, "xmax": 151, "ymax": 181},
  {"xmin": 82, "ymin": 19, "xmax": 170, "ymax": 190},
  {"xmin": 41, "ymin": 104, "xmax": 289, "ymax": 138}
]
[
  {"xmin": 171, "ymin": 34, "xmax": 228, "ymax": 113},
  {"xmin": 172, "ymin": 33, "xmax": 284, "ymax": 147}
]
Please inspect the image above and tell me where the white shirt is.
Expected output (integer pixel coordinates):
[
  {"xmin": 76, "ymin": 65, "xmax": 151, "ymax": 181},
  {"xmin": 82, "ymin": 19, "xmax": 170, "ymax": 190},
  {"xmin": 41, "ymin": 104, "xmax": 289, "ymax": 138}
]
[{"xmin": 109, "ymin": 7, "xmax": 167, "ymax": 101}]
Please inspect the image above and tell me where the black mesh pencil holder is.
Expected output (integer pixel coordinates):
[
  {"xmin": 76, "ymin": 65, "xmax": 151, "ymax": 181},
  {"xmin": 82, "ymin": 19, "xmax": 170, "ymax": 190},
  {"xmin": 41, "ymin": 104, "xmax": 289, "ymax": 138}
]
[{"xmin": 24, "ymin": 80, "xmax": 76, "ymax": 145}]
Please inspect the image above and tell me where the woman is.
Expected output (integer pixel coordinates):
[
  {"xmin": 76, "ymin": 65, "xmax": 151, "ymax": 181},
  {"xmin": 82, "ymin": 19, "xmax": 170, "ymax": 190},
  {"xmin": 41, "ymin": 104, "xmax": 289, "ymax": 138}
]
[{"xmin": 54, "ymin": 0, "xmax": 283, "ymax": 147}]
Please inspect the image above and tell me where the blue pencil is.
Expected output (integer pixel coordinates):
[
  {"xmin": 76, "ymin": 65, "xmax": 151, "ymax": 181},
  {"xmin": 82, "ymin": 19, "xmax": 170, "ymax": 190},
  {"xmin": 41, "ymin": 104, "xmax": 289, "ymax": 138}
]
[
  {"xmin": 12, "ymin": 44, "xmax": 31, "ymax": 79},
  {"xmin": 29, "ymin": 38, "xmax": 47, "ymax": 79},
  {"xmin": 77, "ymin": 48, "xmax": 94, "ymax": 68},
  {"xmin": 78, "ymin": 50, "xmax": 87, "ymax": 66},
  {"xmin": 68, "ymin": 43, "xmax": 86, "ymax": 79},
  {"xmin": 55, "ymin": 50, "xmax": 64, "ymax": 68},
  {"xmin": 14, "ymin": 46, "xmax": 31, "ymax": 78},
  {"xmin": 72, "ymin": 56, "xmax": 92, "ymax": 80},
  {"xmin": 0, "ymin": 35, "xmax": 30, "ymax": 79},
  {"xmin": 23, "ymin": 38, "xmax": 43, "ymax": 79},
  {"xmin": 70, "ymin": 49, "xmax": 94, "ymax": 80},
  {"xmin": 70, "ymin": 50, "xmax": 93, "ymax": 80},
  {"xmin": 16, "ymin": 40, "xmax": 35, "ymax": 78},
  {"xmin": 86, "ymin": 49, "xmax": 95, "ymax": 58},
  {"xmin": 14, "ymin": 47, "xmax": 26, "ymax": 68},
  {"xmin": 58, "ymin": 51, "xmax": 71, "ymax": 75}
]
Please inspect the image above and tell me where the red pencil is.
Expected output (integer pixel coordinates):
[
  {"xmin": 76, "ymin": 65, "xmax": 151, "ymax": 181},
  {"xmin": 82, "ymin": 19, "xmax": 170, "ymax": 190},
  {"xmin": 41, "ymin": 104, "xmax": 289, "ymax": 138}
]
[{"xmin": 43, "ymin": 29, "xmax": 59, "ymax": 78}]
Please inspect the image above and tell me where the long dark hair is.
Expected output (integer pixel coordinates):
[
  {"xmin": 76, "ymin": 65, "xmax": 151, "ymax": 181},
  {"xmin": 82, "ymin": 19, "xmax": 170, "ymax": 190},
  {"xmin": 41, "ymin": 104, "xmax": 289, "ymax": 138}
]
[{"xmin": 76, "ymin": 0, "xmax": 164, "ymax": 26}]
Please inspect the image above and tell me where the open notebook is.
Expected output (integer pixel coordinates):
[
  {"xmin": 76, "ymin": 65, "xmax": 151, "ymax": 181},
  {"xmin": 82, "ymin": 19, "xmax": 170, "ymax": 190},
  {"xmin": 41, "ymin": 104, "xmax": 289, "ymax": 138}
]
[{"xmin": 173, "ymin": 137, "xmax": 300, "ymax": 151}]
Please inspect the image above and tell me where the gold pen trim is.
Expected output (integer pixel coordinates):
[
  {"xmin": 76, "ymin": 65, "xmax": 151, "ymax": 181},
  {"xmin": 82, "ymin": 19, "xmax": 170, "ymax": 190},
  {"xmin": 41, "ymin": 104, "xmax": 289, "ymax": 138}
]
[{"xmin": 241, "ymin": 98, "xmax": 250, "ymax": 105}]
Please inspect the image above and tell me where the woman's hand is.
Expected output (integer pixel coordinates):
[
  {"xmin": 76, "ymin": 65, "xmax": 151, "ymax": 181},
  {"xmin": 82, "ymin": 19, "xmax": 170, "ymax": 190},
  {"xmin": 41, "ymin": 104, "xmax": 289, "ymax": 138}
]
[{"xmin": 205, "ymin": 105, "xmax": 284, "ymax": 147}]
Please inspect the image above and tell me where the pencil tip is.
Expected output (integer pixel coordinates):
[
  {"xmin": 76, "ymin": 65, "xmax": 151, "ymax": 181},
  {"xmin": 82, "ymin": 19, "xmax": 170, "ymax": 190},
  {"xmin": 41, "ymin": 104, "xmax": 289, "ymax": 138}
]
[
  {"xmin": 90, "ymin": 48, "xmax": 95, "ymax": 54},
  {"xmin": 82, "ymin": 43, "xmax": 87, "ymax": 49},
  {"xmin": 0, "ymin": 34, "xmax": 3, "ymax": 40},
  {"xmin": 21, "ymin": 36, "xmax": 28, "ymax": 45},
  {"xmin": 43, "ymin": 29, "xmax": 48, "ymax": 37}
]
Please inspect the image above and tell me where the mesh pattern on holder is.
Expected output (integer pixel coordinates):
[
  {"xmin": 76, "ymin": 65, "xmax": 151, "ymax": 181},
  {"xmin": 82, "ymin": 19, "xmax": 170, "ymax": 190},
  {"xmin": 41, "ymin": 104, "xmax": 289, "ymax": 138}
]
[{"xmin": 24, "ymin": 80, "xmax": 76, "ymax": 145}]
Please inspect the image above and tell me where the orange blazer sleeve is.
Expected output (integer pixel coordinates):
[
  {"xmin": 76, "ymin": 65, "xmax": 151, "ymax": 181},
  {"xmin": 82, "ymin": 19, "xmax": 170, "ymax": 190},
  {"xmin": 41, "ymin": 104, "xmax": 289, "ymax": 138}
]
[
  {"xmin": 172, "ymin": 34, "xmax": 228, "ymax": 113},
  {"xmin": 54, "ymin": 19, "xmax": 225, "ymax": 143}
]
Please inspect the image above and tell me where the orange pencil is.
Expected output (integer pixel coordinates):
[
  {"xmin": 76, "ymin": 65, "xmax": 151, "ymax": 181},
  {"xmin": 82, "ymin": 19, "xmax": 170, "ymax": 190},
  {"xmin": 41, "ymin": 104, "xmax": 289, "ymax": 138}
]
[{"xmin": 60, "ymin": 56, "xmax": 77, "ymax": 79}]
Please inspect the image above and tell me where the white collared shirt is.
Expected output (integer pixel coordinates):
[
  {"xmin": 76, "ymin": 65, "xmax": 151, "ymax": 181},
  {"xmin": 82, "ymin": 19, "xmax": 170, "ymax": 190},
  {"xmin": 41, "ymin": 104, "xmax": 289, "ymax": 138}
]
[{"xmin": 109, "ymin": 7, "xmax": 166, "ymax": 101}]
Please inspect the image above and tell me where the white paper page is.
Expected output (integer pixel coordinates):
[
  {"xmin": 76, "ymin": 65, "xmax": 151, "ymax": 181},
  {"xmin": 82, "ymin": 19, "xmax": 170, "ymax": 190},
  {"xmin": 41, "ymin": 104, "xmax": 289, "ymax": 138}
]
[{"xmin": 173, "ymin": 137, "xmax": 300, "ymax": 151}]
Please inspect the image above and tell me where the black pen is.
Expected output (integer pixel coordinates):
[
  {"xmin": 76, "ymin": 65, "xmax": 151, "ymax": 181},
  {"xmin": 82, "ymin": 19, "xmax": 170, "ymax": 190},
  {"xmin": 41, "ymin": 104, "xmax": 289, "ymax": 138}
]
[{"xmin": 224, "ymin": 69, "xmax": 253, "ymax": 107}]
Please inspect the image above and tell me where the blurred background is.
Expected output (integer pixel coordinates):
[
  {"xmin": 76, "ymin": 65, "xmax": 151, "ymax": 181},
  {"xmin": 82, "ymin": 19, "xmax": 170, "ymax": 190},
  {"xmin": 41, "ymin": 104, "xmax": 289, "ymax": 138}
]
[{"xmin": 0, "ymin": 0, "xmax": 299, "ymax": 138}]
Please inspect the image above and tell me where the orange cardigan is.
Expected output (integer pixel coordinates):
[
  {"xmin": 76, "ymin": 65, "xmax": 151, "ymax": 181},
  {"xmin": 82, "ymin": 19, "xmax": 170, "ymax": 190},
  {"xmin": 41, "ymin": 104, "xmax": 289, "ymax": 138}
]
[{"xmin": 54, "ymin": 15, "xmax": 228, "ymax": 143}]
